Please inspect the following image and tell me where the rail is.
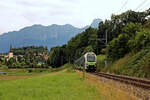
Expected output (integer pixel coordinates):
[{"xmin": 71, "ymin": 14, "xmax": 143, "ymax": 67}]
[{"xmin": 90, "ymin": 72, "xmax": 150, "ymax": 90}]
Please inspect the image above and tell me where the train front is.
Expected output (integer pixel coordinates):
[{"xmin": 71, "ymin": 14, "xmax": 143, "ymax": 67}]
[{"xmin": 85, "ymin": 52, "xmax": 97, "ymax": 71}]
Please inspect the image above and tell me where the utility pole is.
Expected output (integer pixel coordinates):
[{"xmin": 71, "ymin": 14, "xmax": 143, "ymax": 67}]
[
  {"xmin": 105, "ymin": 30, "xmax": 108, "ymax": 69},
  {"xmin": 90, "ymin": 29, "xmax": 108, "ymax": 69}
]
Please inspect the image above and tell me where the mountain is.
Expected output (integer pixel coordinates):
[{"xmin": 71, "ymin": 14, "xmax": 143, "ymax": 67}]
[
  {"xmin": 0, "ymin": 18, "xmax": 102, "ymax": 53},
  {"xmin": 91, "ymin": 19, "xmax": 102, "ymax": 28}
]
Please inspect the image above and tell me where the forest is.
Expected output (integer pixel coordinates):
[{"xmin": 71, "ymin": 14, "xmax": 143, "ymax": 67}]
[
  {"xmin": 48, "ymin": 9, "xmax": 150, "ymax": 65},
  {"xmin": 47, "ymin": 9, "xmax": 150, "ymax": 78}
]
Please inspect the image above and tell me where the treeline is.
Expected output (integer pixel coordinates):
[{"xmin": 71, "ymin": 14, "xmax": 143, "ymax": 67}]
[
  {"xmin": 104, "ymin": 10, "xmax": 150, "ymax": 61},
  {"xmin": 48, "ymin": 9, "xmax": 150, "ymax": 68},
  {"xmin": 107, "ymin": 22, "xmax": 150, "ymax": 61},
  {"xmin": 13, "ymin": 46, "xmax": 48, "ymax": 55}
]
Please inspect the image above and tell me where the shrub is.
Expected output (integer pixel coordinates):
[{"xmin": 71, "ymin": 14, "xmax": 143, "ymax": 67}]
[
  {"xmin": 128, "ymin": 29, "xmax": 150, "ymax": 53},
  {"xmin": 28, "ymin": 69, "xmax": 32, "ymax": 73},
  {"xmin": 107, "ymin": 34, "xmax": 129, "ymax": 61}
]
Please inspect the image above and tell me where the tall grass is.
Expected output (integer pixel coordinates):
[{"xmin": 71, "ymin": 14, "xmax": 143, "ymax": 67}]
[
  {"xmin": 111, "ymin": 47, "xmax": 150, "ymax": 79},
  {"xmin": 96, "ymin": 55, "xmax": 106, "ymax": 72},
  {"xmin": 0, "ymin": 72, "xmax": 102, "ymax": 100}
]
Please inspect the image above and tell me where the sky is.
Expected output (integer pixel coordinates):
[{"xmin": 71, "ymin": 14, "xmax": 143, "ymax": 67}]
[{"xmin": 0, "ymin": 0, "xmax": 149, "ymax": 35}]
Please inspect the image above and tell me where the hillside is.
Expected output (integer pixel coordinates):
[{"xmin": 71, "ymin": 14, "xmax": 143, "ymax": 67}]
[
  {"xmin": 111, "ymin": 46, "xmax": 150, "ymax": 79},
  {"xmin": 94, "ymin": 10, "xmax": 150, "ymax": 79},
  {"xmin": 0, "ymin": 19, "xmax": 102, "ymax": 53},
  {"xmin": 96, "ymin": 46, "xmax": 150, "ymax": 79}
]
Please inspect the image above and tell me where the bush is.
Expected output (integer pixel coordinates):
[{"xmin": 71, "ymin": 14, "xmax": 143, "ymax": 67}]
[
  {"xmin": 28, "ymin": 69, "xmax": 32, "ymax": 73},
  {"xmin": 128, "ymin": 29, "xmax": 150, "ymax": 53},
  {"xmin": 107, "ymin": 34, "xmax": 129, "ymax": 61},
  {"xmin": 66, "ymin": 67, "xmax": 75, "ymax": 73}
]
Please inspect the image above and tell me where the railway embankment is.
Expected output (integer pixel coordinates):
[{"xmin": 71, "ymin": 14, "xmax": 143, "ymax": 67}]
[
  {"xmin": 77, "ymin": 70, "xmax": 138, "ymax": 100},
  {"xmin": 91, "ymin": 72, "xmax": 150, "ymax": 100}
]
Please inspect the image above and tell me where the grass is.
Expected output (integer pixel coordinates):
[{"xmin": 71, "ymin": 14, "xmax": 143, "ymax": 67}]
[
  {"xmin": 0, "ymin": 64, "xmax": 137, "ymax": 100},
  {"xmin": 83, "ymin": 72, "xmax": 137, "ymax": 100},
  {"xmin": 0, "ymin": 71, "xmax": 102, "ymax": 100},
  {"xmin": 0, "ymin": 63, "xmax": 70, "ymax": 77},
  {"xmin": 0, "ymin": 68, "xmax": 53, "ymax": 77},
  {"xmin": 97, "ymin": 54, "xmax": 106, "ymax": 72},
  {"xmin": 0, "ymin": 64, "xmax": 71, "ymax": 82}
]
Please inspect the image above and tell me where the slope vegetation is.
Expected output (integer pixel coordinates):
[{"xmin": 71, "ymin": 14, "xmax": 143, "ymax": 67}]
[{"xmin": 111, "ymin": 46, "xmax": 150, "ymax": 79}]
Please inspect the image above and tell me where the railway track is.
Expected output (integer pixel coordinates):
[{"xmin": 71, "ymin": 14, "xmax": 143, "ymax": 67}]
[{"xmin": 90, "ymin": 72, "xmax": 150, "ymax": 90}]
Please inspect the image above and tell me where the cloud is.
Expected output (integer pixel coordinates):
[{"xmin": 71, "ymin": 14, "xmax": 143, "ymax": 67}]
[
  {"xmin": 0, "ymin": 0, "xmax": 80, "ymax": 34},
  {"xmin": 0, "ymin": 0, "xmax": 147, "ymax": 35},
  {"xmin": 16, "ymin": 0, "xmax": 78, "ymax": 9}
]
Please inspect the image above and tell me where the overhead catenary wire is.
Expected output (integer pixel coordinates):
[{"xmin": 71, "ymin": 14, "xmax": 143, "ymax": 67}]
[
  {"xmin": 116, "ymin": 0, "xmax": 128, "ymax": 14},
  {"xmin": 134, "ymin": 0, "xmax": 148, "ymax": 11},
  {"xmin": 138, "ymin": 2, "xmax": 150, "ymax": 11}
]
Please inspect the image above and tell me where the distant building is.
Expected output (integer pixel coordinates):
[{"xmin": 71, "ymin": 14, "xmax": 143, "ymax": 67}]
[
  {"xmin": 1, "ymin": 45, "xmax": 24, "ymax": 61},
  {"xmin": 8, "ymin": 45, "xmax": 13, "ymax": 59},
  {"xmin": 44, "ymin": 56, "xmax": 49, "ymax": 60}
]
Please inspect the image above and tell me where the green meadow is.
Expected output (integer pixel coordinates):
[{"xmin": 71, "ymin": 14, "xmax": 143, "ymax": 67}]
[{"xmin": 0, "ymin": 71, "xmax": 102, "ymax": 100}]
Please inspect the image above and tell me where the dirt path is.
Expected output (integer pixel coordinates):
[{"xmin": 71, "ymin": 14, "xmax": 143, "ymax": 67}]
[{"xmin": 0, "ymin": 69, "xmax": 67, "ymax": 81}]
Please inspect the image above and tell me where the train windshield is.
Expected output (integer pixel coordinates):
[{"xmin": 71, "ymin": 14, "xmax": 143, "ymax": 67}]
[{"xmin": 87, "ymin": 54, "xmax": 95, "ymax": 62}]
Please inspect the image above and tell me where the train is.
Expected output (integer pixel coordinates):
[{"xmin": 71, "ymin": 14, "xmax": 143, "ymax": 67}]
[{"xmin": 74, "ymin": 52, "xmax": 97, "ymax": 71}]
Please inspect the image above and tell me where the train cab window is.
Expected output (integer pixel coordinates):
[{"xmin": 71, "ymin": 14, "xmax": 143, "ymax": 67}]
[{"xmin": 87, "ymin": 54, "xmax": 95, "ymax": 62}]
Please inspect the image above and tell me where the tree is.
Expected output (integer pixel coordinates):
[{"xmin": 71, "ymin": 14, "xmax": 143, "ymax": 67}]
[
  {"xmin": 122, "ymin": 22, "xmax": 142, "ymax": 37},
  {"xmin": 82, "ymin": 46, "xmax": 94, "ymax": 55},
  {"xmin": 128, "ymin": 29, "xmax": 150, "ymax": 53},
  {"xmin": 107, "ymin": 34, "xmax": 129, "ymax": 61},
  {"xmin": 7, "ymin": 58, "xmax": 17, "ymax": 68},
  {"xmin": 66, "ymin": 27, "xmax": 98, "ymax": 62},
  {"xmin": 144, "ymin": 19, "xmax": 150, "ymax": 29},
  {"xmin": 48, "ymin": 46, "xmax": 67, "ymax": 67}
]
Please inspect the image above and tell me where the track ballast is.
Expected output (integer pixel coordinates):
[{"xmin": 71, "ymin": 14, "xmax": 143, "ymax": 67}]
[{"xmin": 90, "ymin": 72, "xmax": 150, "ymax": 90}]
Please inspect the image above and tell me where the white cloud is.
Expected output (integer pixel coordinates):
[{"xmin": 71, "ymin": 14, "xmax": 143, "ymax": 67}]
[{"xmin": 0, "ymin": 0, "xmax": 149, "ymax": 35}]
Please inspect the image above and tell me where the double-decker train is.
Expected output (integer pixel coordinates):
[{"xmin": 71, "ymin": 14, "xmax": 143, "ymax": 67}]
[{"xmin": 74, "ymin": 52, "xmax": 97, "ymax": 71}]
